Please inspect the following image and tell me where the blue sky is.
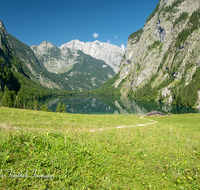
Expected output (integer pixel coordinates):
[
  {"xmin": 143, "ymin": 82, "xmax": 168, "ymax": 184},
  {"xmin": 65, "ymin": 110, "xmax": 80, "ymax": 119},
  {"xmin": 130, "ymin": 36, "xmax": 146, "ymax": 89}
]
[{"xmin": 1, "ymin": 0, "xmax": 159, "ymax": 49}]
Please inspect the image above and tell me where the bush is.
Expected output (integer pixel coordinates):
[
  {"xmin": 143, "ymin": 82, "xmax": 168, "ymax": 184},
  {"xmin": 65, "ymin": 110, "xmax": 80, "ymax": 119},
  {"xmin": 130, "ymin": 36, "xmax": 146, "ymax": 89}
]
[
  {"xmin": 55, "ymin": 102, "xmax": 66, "ymax": 113},
  {"xmin": 41, "ymin": 105, "xmax": 52, "ymax": 112},
  {"xmin": 173, "ymin": 12, "xmax": 188, "ymax": 27},
  {"xmin": 128, "ymin": 29, "xmax": 143, "ymax": 44}
]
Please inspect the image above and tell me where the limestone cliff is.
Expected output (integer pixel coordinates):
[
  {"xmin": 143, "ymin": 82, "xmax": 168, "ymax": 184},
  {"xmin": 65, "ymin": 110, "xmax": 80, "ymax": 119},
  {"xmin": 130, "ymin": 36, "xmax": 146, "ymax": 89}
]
[
  {"xmin": 60, "ymin": 40, "xmax": 125, "ymax": 73},
  {"xmin": 114, "ymin": 0, "xmax": 200, "ymax": 107},
  {"xmin": 31, "ymin": 41, "xmax": 80, "ymax": 74}
]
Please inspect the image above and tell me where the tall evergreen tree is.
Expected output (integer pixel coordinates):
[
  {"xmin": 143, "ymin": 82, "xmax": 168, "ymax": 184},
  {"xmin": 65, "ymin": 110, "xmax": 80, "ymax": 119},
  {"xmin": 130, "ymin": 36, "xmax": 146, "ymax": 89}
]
[
  {"xmin": 62, "ymin": 103, "xmax": 66, "ymax": 113},
  {"xmin": 34, "ymin": 100, "xmax": 39, "ymax": 111},
  {"xmin": 55, "ymin": 102, "xmax": 62, "ymax": 113},
  {"xmin": 3, "ymin": 85, "xmax": 16, "ymax": 107}
]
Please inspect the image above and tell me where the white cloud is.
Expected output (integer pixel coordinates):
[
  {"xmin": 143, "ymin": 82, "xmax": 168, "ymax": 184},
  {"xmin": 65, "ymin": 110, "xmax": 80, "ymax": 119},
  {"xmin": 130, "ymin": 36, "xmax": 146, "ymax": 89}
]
[
  {"xmin": 93, "ymin": 33, "xmax": 99, "ymax": 38},
  {"xmin": 114, "ymin": 35, "xmax": 118, "ymax": 39},
  {"xmin": 121, "ymin": 44, "xmax": 125, "ymax": 50},
  {"xmin": 107, "ymin": 39, "xmax": 111, "ymax": 43}
]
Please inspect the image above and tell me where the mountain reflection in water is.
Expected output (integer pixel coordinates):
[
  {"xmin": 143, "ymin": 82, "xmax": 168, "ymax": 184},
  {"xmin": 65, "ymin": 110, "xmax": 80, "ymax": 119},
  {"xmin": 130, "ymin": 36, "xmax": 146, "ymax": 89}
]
[{"xmin": 40, "ymin": 96, "xmax": 199, "ymax": 114}]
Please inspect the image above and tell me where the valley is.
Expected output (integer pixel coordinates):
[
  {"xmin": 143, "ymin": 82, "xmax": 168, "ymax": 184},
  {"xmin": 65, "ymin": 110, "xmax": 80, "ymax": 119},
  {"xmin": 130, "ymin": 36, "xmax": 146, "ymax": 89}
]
[
  {"xmin": 0, "ymin": 0, "xmax": 200, "ymax": 189},
  {"xmin": 1, "ymin": 0, "xmax": 200, "ymax": 109}
]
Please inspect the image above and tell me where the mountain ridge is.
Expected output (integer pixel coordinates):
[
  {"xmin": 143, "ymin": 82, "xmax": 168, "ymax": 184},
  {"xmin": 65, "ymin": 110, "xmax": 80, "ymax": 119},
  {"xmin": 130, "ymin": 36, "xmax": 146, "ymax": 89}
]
[
  {"xmin": 31, "ymin": 41, "xmax": 116, "ymax": 91},
  {"xmin": 60, "ymin": 39, "xmax": 125, "ymax": 73},
  {"xmin": 1, "ymin": 20, "xmax": 115, "ymax": 92}
]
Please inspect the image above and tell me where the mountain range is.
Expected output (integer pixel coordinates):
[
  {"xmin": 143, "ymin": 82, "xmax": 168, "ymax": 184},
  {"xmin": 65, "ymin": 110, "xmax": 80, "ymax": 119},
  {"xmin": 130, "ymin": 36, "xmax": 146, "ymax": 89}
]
[
  {"xmin": 60, "ymin": 39, "xmax": 125, "ymax": 73},
  {"xmin": 1, "ymin": 0, "xmax": 200, "ymax": 108},
  {"xmin": 0, "ymin": 20, "xmax": 124, "ymax": 92},
  {"xmin": 31, "ymin": 41, "xmax": 117, "ymax": 91}
]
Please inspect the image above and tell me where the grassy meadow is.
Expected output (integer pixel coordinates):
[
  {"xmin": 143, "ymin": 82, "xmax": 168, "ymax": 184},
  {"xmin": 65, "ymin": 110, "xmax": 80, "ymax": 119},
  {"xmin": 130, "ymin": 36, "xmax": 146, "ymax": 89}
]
[{"xmin": 0, "ymin": 107, "xmax": 200, "ymax": 189}]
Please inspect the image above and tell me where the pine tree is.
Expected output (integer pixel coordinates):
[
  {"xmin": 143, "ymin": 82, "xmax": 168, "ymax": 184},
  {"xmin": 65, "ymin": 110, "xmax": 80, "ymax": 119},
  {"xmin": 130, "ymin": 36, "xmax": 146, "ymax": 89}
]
[
  {"xmin": 158, "ymin": 92, "xmax": 163, "ymax": 102},
  {"xmin": 34, "ymin": 100, "xmax": 39, "ymax": 111},
  {"xmin": 55, "ymin": 102, "xmax": 62, "ymax": 113},
  {"xmin": 62, "ymin": 103, "xmax": 66, "ymax": 113},
  {"xmin": 3, "ymin": 85, "xmax": 16, "ymax": 107},
  {"xmin": 0, "ymin": 57, "xmax": 5, "ymax": 67}
]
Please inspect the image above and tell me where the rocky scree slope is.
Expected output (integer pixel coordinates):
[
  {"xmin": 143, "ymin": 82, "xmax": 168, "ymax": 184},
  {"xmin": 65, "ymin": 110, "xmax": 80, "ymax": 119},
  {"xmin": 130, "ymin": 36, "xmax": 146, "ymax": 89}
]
[
  {"xmin": 114, "ymin": 0, "xmax": 200, "ymax": 107},
  {"xmin": 31, "ymin": 41, "xmax": 116, "ymax": 91},
  {"xmin": 60, "ymin": 39, "xmax": 125, "ymax": 73}
]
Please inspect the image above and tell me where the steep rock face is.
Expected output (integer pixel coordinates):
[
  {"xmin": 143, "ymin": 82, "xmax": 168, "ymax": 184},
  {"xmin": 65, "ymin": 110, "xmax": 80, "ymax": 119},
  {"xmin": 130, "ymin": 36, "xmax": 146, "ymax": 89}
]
[
  {"xmin": 154, "ymin": 19, "xmax": 166, "ymax": 43},
  {"xmin": 31, "ymin": 41, "xmax": 116, "ymax": 91},
  {"xmin": 0, "ymin": 20, "xmax": 19, "ymax": 91},
  {"xmin": 31, "ymin": 41, "xmax": 80, "ymax": 74},
  {"xmin": 60, "ymin": 40, "xmax": 125, "ymax": 73},
  {"xmin": 0, "ymin": 20, "xmax": 14, "ymax": 61},
  {"xmin": 115, "ymin": 0, "xmax": 200, "ymax": 104}
]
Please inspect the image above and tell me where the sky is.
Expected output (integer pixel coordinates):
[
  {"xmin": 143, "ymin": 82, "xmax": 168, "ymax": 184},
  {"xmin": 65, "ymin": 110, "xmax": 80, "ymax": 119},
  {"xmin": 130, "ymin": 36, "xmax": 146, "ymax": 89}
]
[{"xmin": 1, "ymin": 0, "xmax": 159, "ymax": 49}]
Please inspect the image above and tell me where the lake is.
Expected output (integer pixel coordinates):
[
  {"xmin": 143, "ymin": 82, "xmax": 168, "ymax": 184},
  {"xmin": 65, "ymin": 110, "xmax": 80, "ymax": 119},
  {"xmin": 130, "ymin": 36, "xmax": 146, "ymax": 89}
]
[{"xmin": 40, "ymin": 96, "xmax": 199, "ymax": 114}]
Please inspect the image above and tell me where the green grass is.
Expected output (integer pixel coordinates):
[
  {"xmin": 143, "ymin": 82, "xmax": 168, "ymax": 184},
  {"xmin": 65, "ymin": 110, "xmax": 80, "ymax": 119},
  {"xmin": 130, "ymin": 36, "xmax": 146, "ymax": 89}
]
[{"xmin": 0, "ymin": 107, "xmax": 200, "ymax": 189}]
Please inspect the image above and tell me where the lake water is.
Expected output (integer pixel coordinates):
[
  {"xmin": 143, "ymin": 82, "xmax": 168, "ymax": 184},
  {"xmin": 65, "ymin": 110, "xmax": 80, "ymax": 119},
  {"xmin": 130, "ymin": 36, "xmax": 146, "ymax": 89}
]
[{"xmin": 41, "ymin": 96, "xmax": 199, "ymax": 114}]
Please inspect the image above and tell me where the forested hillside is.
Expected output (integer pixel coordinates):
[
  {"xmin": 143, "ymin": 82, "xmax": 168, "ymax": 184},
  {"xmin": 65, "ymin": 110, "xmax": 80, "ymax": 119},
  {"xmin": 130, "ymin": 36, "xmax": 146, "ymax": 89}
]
[
  {"xmin": 0, "ymin": 20, "xmax": 76, "ymax": 109},
  {"xmin": 0, "ymin": 19, "xmax": 117, "ymax": 109}
]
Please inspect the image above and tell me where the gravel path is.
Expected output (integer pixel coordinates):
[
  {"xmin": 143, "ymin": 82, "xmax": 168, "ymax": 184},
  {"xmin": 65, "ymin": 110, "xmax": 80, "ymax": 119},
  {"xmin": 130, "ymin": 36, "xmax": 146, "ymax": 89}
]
[{"xmin": 0, "ymin": 117, "xmax": 158, "ymax": 133}]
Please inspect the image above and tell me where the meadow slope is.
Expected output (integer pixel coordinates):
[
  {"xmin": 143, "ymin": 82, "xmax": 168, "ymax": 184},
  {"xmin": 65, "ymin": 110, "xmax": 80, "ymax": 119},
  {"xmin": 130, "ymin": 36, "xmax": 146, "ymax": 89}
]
[{"xmin": 0, "ymin": 107, "xmax": 199, "ymax": 189}]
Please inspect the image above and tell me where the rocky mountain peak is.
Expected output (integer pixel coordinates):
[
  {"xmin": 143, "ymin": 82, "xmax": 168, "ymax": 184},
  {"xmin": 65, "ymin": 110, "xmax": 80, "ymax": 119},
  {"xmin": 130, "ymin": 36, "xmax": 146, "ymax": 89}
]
[
  {"xmin": 31, "ymin": 41, "xmax": 56, "ymax": 54},
  {"xmin": 31, "ymin": 40, "xmax": 116, "ymax": 91},
  {"xmin": 0, "ymin": 20, "xmax": 5, "ymax": 30},
  {"xmin": 0, "ymin": 20, "xmax": 7, "ymax": 35},
  {"xmin": 159, "ymin": 0, "xmax": 170, "ymax": 7},
  {"xmin": 94, "ymin": 40, "xmax": 100, "ymax": 45},
  {"xmin": 0, "ymin": 20, "xmax": 10, "ymax": 51},
  {"xmin": 159, "ymin": 0, "xmax": 180, "ymax": 7},
  {"xmin": 60, "ymin": 39, "xmax": 125, "ymax": 73},
  {"xmin": 40, "ymin": 41, "xmax": 55, "ymax": 48}
]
